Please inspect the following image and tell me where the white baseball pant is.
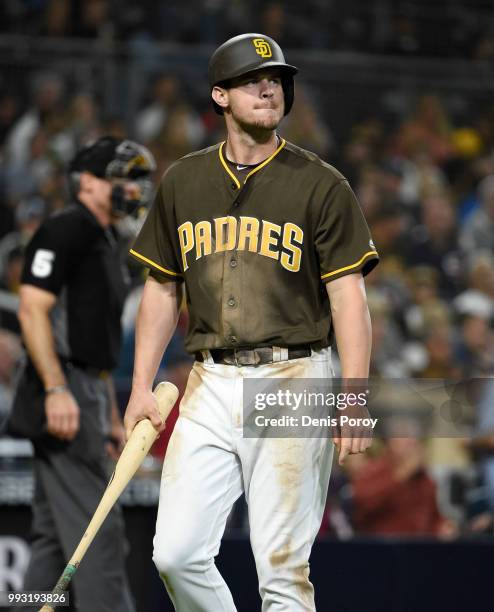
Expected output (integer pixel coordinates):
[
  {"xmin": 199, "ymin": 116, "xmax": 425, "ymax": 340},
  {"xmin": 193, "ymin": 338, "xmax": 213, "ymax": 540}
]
[{"xmin": 153, "ymin": 348, "xmax": 334, "ymax": 611}]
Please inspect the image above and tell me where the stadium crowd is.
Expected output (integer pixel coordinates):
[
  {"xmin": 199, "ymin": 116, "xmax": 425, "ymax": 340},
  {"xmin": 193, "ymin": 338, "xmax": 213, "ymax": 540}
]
[
  {"xmin": 1, "ymin": 15, "xmax": 494, "ymax": 540},
  {"xmin": 2, "ymin": 0, "xmax": 494, "ymax": 60}
]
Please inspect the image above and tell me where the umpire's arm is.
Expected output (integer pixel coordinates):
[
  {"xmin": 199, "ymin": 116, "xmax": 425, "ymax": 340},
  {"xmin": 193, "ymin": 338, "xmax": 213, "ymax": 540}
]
[
  {"xmin": 326, "ymin": 272, "xmax": 372, "ymax": 465},
  {"xmin": 18, "ymin": 284, "xmax": 80, "ymax": 440},
  {"xmin": 123, "ymin": 275, "xmax": 183, "ymax": 440}
]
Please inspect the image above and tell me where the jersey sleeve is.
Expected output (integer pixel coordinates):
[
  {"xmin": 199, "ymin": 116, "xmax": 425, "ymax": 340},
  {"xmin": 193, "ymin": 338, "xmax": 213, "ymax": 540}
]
[
  {"xmin": 129, "ymin": 171, "xmax": 184, "ymax": 283},
  {"xmin": 21, "ymin": 220, "xmax": 75, "ymax": 295},
  {"xmin": 315, "ymin": 180, "xmax": 379, "ymax": 283}
]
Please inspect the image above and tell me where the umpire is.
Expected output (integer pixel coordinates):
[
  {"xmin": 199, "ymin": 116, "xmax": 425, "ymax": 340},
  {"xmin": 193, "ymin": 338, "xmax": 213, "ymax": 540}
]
[{"xmin": 9, "ymin": 137, "xmax": 156, "ymax": 612}]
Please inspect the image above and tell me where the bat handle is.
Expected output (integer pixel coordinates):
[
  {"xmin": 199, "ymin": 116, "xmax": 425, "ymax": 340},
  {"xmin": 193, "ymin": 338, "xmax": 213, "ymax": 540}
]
[{"xmin": 36, "ymin": 562, "xmax": 78, "ymax": 610}]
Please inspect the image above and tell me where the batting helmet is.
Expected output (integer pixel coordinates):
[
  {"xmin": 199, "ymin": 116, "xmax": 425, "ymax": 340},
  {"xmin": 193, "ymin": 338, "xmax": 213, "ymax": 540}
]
[
  {"xmin": 208, "ymin": 33, "xmax": 298, "ymax": 116},
  {"xmin": 69, "ymin": 136, "xmax": 156, "ymax": 217}
]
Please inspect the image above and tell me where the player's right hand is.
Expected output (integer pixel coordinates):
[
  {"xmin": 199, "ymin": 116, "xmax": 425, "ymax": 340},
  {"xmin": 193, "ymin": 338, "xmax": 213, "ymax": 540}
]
[
  {"xmin": 124, "ymin": 387, "xmax": 165, "ymax": 441},
  {"xmin": 45, "ymin": 391, "xmax": 80, "ymax": 440}
]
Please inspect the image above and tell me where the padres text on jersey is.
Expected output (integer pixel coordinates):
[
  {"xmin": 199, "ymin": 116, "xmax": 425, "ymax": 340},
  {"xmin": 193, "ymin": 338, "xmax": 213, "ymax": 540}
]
[{"xmin": 177, "ymin": 216, "xmax": 303, "ymax": 272}]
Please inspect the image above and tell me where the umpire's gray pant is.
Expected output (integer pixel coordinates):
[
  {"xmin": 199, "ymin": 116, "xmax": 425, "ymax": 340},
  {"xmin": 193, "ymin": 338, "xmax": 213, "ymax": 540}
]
[{"xmin": 20, "ymin": 366, "xmax": 135, "ymax": 612}]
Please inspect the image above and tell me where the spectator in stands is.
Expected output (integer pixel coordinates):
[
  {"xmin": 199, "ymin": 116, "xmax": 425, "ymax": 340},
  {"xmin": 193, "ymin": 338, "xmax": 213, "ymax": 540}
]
[
  {"xmin": 462, "ymin": 379, "xmax": 494, "ymax": 535},
  {"xmin": 135, "ymin": 75, "xmax": 180, "ymax": 143},
  {"xmin": 6, "ymin": 72, "xmax": 65, "ymax": 166},
  {"xmin": 367, "ymin": 289, "xmax": 409, "ymax": 377},
  {"xmin": 0, "ymin": 93, "xmax": 20, "ymax": 148},
  {"xmin": 468, "ymin": 379, "xmax": 494, "ymax": 511},
  {"xmin": 42, "ymin": 0, "xmax": 71, "ymax": 37},
  {"xmin": 135, "ymin": 74, "xmax": 205, "ymax": 159},
  {"xmin": 257, "ymin": 1, "xmax": 306, "ymax": 49},
  {"xmin": 279, "ymin": 84, "xmax": 334, "ymax": 160},
  {"xmin": 73, "ymin": 0, "xmax": 113, "ymax": 39},
  {"xmin": 454, "ymin": 253, "xmax": 494, "ymax": 321},
  {"xmin": 4, "ymin": 129, "xmax": 56, "ymax": 204},
  {"xmin": 402, "ymin": 266, "xmax": 450, "ymax": 340},
  {"xmin": 418, "ymin": 323, "xmax": 460, "ymax": 379},
  {"xmin": 401, "ymin": 190, "xmax": 462, "ymax": 298},
  {"xmin": 0, "ymin": 246, "xmax": 22, "ymax": 334},
  {"xmin": 454, "ymin": 312, "xmax": 494, "ymax": 378},
  {"xmin": 394, "ymin": 94, "xmax": 454, "ymax": 165},
  {"xmin": 474, "ymin": 29, "xmax": 494, "ymax": 61},
  {"xmin": 0, "ymin": 197, "xmax": 46, "ymax": 280},
  {"xmin": 365, "ymin": 258, "xmax": 412, "ymax": 348},
  {"xmin": 351, "ymin": 424, "xmax": 454, "ymax": 536},
  {"xmin": 157, "ymin": 104, "xmax": 206, "ymax": 160},
  {"xmin": 460, "ymin": 175, "xmax": 494, "ymax": 254},
  {"xmin": 64, "ymin": 92, "xmax": 101, "ymax": 150},
  {"xmin": 0, "ymin": 329, "xmax": 22, "ymax": 427},
  {"xmin": 355, "ymin": 171, "xmax": 383, "ymax": 219},
  {"xmin": 367, "ymin": 200, "xmax": 406, "ymax": 258},
  {"xmin": 386, "ymin": 13, "xmax": 421, "ymax": 56}
]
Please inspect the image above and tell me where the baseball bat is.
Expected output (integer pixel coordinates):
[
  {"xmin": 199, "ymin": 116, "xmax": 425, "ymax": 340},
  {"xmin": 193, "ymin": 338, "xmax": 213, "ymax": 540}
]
[{"xmin": 38, "ymin": 381, "xmax": 179, "ymax": 612}]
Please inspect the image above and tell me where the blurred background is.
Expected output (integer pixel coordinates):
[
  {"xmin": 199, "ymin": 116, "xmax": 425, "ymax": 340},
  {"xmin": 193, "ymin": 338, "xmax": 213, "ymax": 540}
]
[{"xmin": 1, "ymin": 1, "xmax": 494, "ymax": 610}]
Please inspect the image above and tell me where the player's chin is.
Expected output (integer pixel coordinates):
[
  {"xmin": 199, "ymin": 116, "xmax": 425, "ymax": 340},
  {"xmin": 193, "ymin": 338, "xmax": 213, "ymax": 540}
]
[{"xmin": 250, "ymin": 112, "xmax": 282, "ymax": 130}]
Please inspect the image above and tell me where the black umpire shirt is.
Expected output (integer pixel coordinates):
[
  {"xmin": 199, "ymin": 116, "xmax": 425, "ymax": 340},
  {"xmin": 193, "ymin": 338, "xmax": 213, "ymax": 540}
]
[{"xmin": 21, "ymin": 203, "xmax": 129, "ymax": 370}]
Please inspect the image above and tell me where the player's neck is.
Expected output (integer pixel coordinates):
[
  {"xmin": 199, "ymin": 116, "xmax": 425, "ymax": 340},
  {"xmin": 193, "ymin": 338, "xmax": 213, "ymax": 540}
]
[{"xmin": 224, "ymin": 128, "xmax": 279, "ymax": 165}]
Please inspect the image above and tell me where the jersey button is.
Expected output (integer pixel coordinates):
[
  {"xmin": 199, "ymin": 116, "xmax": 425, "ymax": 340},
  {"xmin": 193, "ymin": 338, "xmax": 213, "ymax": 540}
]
[
  {"xmin": 231, "ymin": 183, "xmax": 237, "ymax": 189},
  {"xmin": 230, "ymin": 335, "xmax": 238, "ymax": 344},
  {"xmin": 230, "ymin": 259, "xmax": 237, "ymax": 268},
  {"xmin": 228, "ymin": 298, "xmax": 236, "ymax": 307}
]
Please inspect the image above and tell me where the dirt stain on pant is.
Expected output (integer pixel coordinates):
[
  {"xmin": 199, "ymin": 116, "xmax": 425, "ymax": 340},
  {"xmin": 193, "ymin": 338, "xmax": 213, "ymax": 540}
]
[
  {"xmin": 294, "ymin": 563, "xmax": 314, "ymax": 609},
  {"xmin": 268, "ymin": 542, "xmax": 314, "ymax": 611},
  {"xmin": 179, "ymin": 366, "xmax": 203, "ymax": 417},
  {"xmin": 270, "ymin": 438, "xmax": 304, "ymax": 514},
  {"xmin": 269, "ymin": 537, "xmax": 292, "ymax": 567},
  {"xmin": 163, "ymin": 429, "xmax": 182, "ymax": 482}
]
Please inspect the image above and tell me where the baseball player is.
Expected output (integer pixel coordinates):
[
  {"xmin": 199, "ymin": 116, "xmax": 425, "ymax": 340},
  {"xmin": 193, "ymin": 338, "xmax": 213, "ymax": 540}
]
[
  {"xmin": 10, "ymin": 137, "xmax": 156, "ymax": 612},
  {"xmin": 124, "ymin": 33, "xmax": 379, "ymax": 611}
]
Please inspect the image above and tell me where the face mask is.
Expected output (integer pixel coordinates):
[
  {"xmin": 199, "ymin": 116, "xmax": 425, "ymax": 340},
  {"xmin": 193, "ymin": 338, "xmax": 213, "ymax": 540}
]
[{"xmin": 110, "ymin": 178, "xmax": 154, "ymax": 218}]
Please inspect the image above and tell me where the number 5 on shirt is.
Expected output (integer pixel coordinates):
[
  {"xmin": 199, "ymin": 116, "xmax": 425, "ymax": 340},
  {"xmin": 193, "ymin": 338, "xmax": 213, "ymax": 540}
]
[{"xmin": 31, "ymin": 249, "xmax": 55, "ymax": 278}]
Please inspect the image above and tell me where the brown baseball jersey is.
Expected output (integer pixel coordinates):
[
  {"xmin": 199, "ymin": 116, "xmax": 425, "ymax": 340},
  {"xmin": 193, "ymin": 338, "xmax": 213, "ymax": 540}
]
[{"xmin": 129, "ymin": 138, "xmax": 379, "ymax": 353}]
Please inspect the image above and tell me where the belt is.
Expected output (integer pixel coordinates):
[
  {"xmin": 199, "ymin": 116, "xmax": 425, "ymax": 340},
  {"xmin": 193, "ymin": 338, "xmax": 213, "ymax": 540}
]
[
  {"xmin": 66, "ymin": 360, "xmax": 110, "ymax": 380},
  {"xmin": 195, "ymin": 346, "xmax": 311, "ymax": 366}
]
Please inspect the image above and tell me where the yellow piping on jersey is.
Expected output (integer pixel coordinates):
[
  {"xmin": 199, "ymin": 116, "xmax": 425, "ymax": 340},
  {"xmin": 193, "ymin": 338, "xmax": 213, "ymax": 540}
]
[
  {"xmin": 245, "ymin": 138, "xmax": 286, "ymax": 181},
  {"xmin": 218, "ymin": 138, "xmax": 286, "ymax": 189},
  {"xmin": 129, "ymin": 249, "xmax": 182, "ymax": 277},
  {"xmin": 320, "ymin": 251, "xmax": 378, "ymax": 280},
  {"xmin": 219, "ymin": 144, "xmax": 241, "ymax": 189}
]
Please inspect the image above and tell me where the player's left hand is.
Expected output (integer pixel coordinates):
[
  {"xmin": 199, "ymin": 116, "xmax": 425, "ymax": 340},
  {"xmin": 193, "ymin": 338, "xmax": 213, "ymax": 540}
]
[{"xmin": 332, "ymin": 402, "xmax": 373, "ymax": 466}]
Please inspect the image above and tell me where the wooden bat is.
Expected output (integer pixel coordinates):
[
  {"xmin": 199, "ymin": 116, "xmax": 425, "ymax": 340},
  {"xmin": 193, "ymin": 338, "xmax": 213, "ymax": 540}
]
[{"xmin": 38, "ymin": 381, "xmax": 179, "ymax": 612}]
